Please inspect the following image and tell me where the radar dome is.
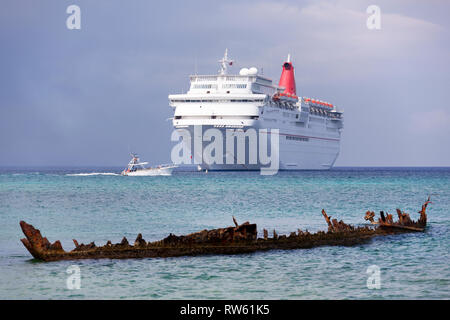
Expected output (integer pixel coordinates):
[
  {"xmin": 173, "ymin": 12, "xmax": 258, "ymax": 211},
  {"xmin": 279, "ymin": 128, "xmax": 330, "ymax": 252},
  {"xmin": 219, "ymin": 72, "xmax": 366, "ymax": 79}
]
[
  {"xmin": 248, "ymin": 67, "xmax": 258, "ymax": 75},
  {"xmin": 239, "ymin": 68, "xmax": 249, "ymax": 76}
]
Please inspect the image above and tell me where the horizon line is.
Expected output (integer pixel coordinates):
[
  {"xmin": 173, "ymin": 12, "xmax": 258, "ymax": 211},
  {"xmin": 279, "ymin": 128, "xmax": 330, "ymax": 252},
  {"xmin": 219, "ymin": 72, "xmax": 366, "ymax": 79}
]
[{"xmin": 1, "ymin": 165, "xmax": 450, "ymax": 169}]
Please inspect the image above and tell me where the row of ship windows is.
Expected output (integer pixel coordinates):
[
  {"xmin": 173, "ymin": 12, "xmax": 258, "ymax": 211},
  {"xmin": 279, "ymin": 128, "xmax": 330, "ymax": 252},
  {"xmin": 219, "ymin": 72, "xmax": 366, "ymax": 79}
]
[
  {"xmin": 286, "ymin": 136, "xmax": 338, "ymax": 144},
  {"xmin": 286, "ymin": 136, "xmax": 309, "ymax": 142},
  {"xmin": 171, "ymin": 99, "xmax": 264, "ymax": 103},
  {"xmin": 309, "ymin": 107, "xmax": 342, "ymax": 119},
  {"xmin": 193, "ymin": 76, "xmax": 256, "ymax": 82},
  {"xmin": 192, "ymin": 84, "xmax": 248, "ymax": 89},
  {"xmin": 194, "ymin": 76, "xmax": 218, "ymax": 82},
  {"xmin": 174, "ymin": 115, "xmax": 259, "ymax": 120},
  {"xmin": 193, "ymin": 84, "xmax": 217, "ymax": 89},
  {"xmin": 222, "ymin": 84, "xmax": 247, "ymax": 89}
]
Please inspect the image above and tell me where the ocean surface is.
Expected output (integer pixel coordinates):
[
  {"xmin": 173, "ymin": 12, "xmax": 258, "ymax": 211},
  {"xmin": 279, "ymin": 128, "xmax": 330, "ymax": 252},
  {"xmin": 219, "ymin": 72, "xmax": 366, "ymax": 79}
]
[{"xmin": 0, "ymin": 167, "xmax": 448, "ymax": 299}]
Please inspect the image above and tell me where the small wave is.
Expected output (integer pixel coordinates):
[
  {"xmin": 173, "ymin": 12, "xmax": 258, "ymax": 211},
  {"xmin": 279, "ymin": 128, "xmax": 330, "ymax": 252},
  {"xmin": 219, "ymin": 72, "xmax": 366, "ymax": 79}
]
[
  {"xmin": 66, "ymin": 172, "xmax": 120, "ymax": 177},
  {"xmin": 11, "ymin": 172, "xmax": 40, "ymax": 176}
]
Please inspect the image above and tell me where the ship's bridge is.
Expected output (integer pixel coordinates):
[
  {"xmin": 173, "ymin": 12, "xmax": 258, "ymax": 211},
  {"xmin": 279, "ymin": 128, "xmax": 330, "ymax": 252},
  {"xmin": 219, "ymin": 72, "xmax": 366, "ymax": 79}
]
[
  {"xmin": 168, "ymin": 77, "xmax": 270, "ymax": 128},
  {"xmin": 168, "ymin": 74, "xmax": 278, "ymax": 125},
  {"xmin": 187, "ymin": 74, "xmax": 278, "ymax": 96}
]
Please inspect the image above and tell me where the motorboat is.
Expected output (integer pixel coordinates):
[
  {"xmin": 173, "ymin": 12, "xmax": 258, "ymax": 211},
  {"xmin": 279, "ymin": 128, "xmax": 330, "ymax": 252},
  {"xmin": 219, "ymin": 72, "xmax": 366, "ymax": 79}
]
[{"xmin": 121, "ymin": 154, "xmax": 176, "ymax": 176}]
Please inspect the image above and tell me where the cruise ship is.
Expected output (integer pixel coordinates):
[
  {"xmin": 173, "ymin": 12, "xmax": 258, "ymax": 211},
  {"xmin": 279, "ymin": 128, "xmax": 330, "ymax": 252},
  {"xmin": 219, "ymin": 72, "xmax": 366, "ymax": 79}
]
[{"xmin": 168, "ymin": 49, "xmax": 344, "ymax": 171}]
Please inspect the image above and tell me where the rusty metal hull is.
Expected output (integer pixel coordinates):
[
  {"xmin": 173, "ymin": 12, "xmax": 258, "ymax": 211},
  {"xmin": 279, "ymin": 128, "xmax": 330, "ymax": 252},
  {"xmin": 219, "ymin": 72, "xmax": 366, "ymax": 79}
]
[{"xmin": 19, "ymin": 198, "xmax": 430, "ymax": 262}]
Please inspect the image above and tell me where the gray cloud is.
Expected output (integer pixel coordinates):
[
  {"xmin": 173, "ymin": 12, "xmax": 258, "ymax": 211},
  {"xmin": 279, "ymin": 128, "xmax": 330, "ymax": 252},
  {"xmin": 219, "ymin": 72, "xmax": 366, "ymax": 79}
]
[{"xmin": 0, "ymin": 0, "xmax": 449, "ymax": 166}]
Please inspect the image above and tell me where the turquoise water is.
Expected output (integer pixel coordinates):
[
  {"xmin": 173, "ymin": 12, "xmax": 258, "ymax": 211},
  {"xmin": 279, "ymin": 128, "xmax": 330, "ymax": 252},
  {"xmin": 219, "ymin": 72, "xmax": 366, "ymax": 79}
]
[{"xmin": 0, "ymin": 167, "xmax": 448, "ymax": 299}]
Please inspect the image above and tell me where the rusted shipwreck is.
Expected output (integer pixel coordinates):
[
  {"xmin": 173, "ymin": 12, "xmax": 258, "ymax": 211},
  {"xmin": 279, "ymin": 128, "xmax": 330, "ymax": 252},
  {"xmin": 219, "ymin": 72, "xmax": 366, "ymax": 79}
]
[{"xmin": 20, "ymin": 198, "xmax": 431, "ymax": 262}]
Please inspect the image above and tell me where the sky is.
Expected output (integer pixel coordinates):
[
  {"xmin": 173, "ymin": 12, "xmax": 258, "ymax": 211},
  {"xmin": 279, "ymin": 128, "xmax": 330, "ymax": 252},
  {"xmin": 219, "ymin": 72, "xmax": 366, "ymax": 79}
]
[{"xmin": 0, "ymin": 0, "xmax": 449, "ymax": 167}]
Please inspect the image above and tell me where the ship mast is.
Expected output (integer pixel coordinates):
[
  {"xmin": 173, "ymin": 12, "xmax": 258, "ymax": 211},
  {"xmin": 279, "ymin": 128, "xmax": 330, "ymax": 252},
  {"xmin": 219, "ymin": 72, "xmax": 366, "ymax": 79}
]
[{"xmin": 218, "ymin": 48, "xmax": 234, "ymax": 75}]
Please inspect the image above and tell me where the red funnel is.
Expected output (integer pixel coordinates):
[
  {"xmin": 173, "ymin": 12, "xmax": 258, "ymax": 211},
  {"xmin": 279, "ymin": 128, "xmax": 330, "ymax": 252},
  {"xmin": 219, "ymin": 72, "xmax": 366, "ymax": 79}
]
[{"xmin": 278, "ymin": 55, "xmax": 297, "ymax": 98}]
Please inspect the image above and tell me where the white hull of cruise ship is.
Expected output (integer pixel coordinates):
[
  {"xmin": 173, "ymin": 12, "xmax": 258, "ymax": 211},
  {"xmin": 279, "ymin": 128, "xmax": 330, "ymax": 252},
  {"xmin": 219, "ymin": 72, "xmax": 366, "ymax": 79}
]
[
  {"xmin": 181, "ymin": 121, "xmax": 340, "ymax": 171},
  {"xmin": 169, "ymin": 50, "xmax": 344, "ymax": 171}
]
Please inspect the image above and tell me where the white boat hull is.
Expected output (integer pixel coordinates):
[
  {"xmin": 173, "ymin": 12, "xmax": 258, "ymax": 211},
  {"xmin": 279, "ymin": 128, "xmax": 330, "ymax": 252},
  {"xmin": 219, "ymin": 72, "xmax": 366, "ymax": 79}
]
[{"xmin": 122, "ymin": 166, "xmax": 176, "ymax": 176}]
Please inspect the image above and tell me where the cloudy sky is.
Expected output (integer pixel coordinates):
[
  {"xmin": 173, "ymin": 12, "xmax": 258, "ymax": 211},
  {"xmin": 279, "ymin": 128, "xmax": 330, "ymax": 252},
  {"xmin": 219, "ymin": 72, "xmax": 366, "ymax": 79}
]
[{"xmin": 1, "ymin": 0, "xmax": 449, "ymax": 166}]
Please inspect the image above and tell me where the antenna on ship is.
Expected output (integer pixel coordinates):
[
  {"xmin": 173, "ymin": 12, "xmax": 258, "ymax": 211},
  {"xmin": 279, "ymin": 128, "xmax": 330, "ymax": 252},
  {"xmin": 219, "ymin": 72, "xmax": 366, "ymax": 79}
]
[
  {"xmin": 194, "ymin": 55, "xmax": 198, "ymax": 75},
  {"xmin": 218, "ymin": 48, "xmax": 234, "ymax": 75}
]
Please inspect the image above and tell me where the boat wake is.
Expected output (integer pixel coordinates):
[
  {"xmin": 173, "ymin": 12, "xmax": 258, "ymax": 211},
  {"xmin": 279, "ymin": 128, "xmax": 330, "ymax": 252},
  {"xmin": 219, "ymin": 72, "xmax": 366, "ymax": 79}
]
[{"xmin": 66, "ymin": 172, "xmax": 120, "ymax": 177}]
